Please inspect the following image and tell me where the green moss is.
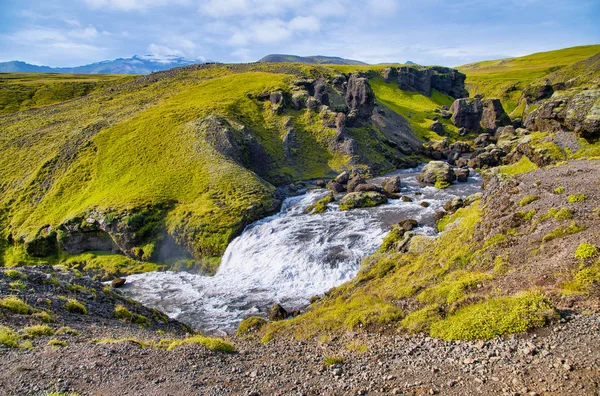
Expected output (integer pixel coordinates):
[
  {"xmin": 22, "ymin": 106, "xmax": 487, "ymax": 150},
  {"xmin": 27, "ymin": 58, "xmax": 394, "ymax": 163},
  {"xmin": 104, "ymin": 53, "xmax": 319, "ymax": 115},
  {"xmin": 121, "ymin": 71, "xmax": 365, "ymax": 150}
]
[
  {"xmin": 64, "ymin": 299, "xmax": 87, "ymax": 314},
  {"xmin": 305, "ymin": 193, "xmax": 334, "ymax": 214},
  {"xmin": 114, "ymin": 304, "xmax": 133, "ymax": 320},
  {"xmin": 430, "ymin": 291, "xmax": 556, "ymax": 340},
  {"xmin": 542, "ymin": 221, "xmax": 586, "ymax": 242},
  {"xmin": 562, "ymin": 264, "xmax": 600, "ymax": 295},
  {"xmin": 518, "ymin": 210, "xmax": 536, "ymax": 221},
  {"xmin": 9, "ymin": 280, "xmax": 26, "ymax": 290},
  {"xmin": 417, "ymin": 271, "xmax": 493, "ymax": 305},
  {"xmin": 541, "ymin": 207, "xmax": 572, "ymax": 221},
  {"xmin": 56, "ymin": 326, "xmax": 79, "ymax": 336},
  {"xmin": 400, "ymin": 304, "xmax": 442, "ymax": 333},
  {"xmin": 236, "ymin": 316, "xmax": 267, "ymax": 335},
  {"xmin": 323, "ymin": 356, "xmax": 344, "ymax": 367},
  {"xmin": 554, "ymin": 186, "xmax": 565, "ymax": 194},
  {"xmin": 567, "ymin": 194, "xmax": 586, "ymax": 203},
  {"xmin": 165, "ymin": 335, "xmax": 235, "ymax": 353},
  {"xmin": 5, "ymin": 269, "xmax": 27, "ymax": 279},
  {"xmin": 32, "ymin": 311, "xmax": 53, "ymax": 323},
  {"xmin": 493, "ymin": 256, "xmax": 509, "ymax": 275},
  {"xmin": 0, "ymin": 326, "xmax": 21, "ymax": 348},
  {"xmin": 345, "ymin": 340, "xmax": 368, "ymax": 354},
  {"xmin": 575, "ymin": 243, "xmax": 598, "ymax": 260},
  {"xmin": 47, "ymin": 339, "xmax": 68, "ymax": 347},
  {"xmin": 434, "ymin": 180, "xmax": 451, "ymax": 189},
  {"xmin": 22, "ymin": 324, "xmax": 54, "ymax": 337},
  {"xmin": 0, "ymin": 296, "xmax": 32, "ymax": 314},
  {"xmin": 498, "ymin": 156, "xmax": 538, "ymax": 176},
  {"xmin": 519, "ymin": 195, "xmax": 540, "ymax": 207}
]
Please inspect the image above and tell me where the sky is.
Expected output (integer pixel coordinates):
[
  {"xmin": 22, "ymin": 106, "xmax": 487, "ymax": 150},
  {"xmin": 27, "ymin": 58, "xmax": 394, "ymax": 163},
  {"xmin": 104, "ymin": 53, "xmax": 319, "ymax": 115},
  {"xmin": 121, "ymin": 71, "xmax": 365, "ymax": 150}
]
[{"xmin": 0, "ymin": 0, "xmax": 598, "ymax": 67}]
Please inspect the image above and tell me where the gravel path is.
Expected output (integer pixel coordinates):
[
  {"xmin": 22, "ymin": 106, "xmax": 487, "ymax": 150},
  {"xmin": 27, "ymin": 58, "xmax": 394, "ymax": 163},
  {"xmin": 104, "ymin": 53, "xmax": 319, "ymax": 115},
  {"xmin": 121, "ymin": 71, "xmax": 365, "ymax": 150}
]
[{"xmin": 1, "ymin": 312, "xmax": 598, "ymax": 395}]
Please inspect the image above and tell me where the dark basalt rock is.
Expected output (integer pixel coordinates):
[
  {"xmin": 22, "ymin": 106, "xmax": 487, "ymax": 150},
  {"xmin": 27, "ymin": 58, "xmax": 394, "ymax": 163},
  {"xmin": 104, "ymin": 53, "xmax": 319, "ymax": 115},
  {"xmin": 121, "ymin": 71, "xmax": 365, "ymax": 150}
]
[
  {"xmin": 268, "ymin": 304, "xmax": 288, "ymax": 321},
  {"xmin": 111, "ymin": 278, "xmax": 126, "ymax": 288},
  {"xmin": 335, "ymin": 171, "xmax": 350, "ymax": 185},
  {"xmin": 481, "ymin": 98, "xmax": 511, "ymax": 132},
  {"xmin": 430, "ymin": 121, "xmax": 445, "ymax": 136},
  {"xmin": 456, "ymin": 168, "xmax": 470, "ymax": 182},
  {"xmin": 474, "ymin": 133, "xmax": 495, "ymax": 148},
  {"xmin": 354, "ymin": 183, "xmax": 385, "ymax": 193},
  {"xmin": 347, "ymin": 176, "xmax": 367, "ymax": 192},
  {"xmin": 24, "ymin": 226, "xmax": 58, "ymax": 257},
  {"xmin": 383, "ymin": 66, "xmax": 467, "ymax": 98},
  {"xmin": 345, "ymin": 74, "xmax": 375, "ymax": 126},
  {"xmin": 326, "ymin": 180, "xmax": 345, "ymax": 193},
  {"xmin": 450, "ymin": 98, "xmax": 483, "ymax": 133},
  {"xmin": 417, "ymin": 161, "xmax": 456, "ymax": 185},
  {"xmin": 443, "ymin": 197, "xmax": 464, "ymax": 214}
]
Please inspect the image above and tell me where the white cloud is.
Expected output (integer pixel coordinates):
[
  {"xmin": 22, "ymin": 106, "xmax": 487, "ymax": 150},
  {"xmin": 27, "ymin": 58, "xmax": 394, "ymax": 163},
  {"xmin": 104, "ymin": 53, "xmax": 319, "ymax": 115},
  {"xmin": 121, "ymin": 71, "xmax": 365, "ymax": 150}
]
[
  {"xmin": 200, "ymin": 0, "xmax": 306, "ymax": 17},
  {"xmin": 231, "ymin": 48, "xmax": 252, "ymax": 62},
  {"xmin": 289, "ymin": 16, "xmax": 320, "ymax": 32},
  {"xmin": 69, "ymin": 26, "xmax": 99, "ymax": 39},
  {"xmin": 83, "ymin": 0, "xmax": 191, "ymax": 11},
  {"xmin": 367, "ymin": 0, "xmax": 398, "ymax": 14}
]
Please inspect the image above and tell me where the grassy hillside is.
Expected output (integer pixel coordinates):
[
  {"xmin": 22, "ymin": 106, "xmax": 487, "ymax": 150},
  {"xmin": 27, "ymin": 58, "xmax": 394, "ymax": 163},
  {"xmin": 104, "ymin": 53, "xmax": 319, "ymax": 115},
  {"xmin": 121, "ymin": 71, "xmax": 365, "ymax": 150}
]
[
  {"xmin": 1, "ymin": 63, "xmax": 460, "ymax": 275},
  {"xmin": 0, "ymin": 73, "xmax": 134, "ymax": 115},
  {"xmin": 459, "ymin": 45, "xmax": 600, "ymax": 115}
]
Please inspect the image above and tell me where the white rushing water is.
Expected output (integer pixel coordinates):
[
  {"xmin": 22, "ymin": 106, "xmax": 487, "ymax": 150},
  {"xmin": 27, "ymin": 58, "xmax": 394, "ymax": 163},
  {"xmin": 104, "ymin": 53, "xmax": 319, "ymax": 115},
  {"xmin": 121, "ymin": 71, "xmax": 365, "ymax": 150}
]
[{"xmin": 124, "ymin": 166, "xmax": 482, "ymax": 335}]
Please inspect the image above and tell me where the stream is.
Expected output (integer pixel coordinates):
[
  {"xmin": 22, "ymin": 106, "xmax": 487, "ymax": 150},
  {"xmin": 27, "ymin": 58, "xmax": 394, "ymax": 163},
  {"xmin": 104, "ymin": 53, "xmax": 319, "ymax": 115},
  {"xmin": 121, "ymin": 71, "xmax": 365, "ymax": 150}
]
[{"xmin": 123, "ymin": 166, "xmax": 482, "ymax": 335}]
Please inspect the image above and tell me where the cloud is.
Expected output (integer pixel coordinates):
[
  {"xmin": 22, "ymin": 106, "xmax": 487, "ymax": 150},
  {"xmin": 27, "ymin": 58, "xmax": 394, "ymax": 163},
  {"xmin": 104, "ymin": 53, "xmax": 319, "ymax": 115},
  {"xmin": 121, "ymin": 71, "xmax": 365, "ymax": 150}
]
[
  {"xmin": 289, "ymin": 16, "xmax": 320, "ymax": 32},
  {"xmin": 200, "ymin": 0, "xmax": 305, "ymax": 17},
  {"xmin": 83, "ymin": 0, "xmax": 192, "ymax": 11}
]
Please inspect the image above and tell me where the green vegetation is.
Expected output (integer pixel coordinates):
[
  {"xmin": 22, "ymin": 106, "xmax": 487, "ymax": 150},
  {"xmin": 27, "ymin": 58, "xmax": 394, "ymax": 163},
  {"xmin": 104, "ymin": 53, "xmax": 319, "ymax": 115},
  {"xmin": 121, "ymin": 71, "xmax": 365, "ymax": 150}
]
[
  {"xmin": 369, "ymin": 76, "xmax": 457, "ymax": 140},
  {"xmin": 236, "ymin": 316, "xmax": 267, "ymax": 335},
  {"xmin": 518, "ymin": 210, "xmax": 536, "ymax": 221},
  {"xmin": 542, "ymin": 222, "xmax": 586, "ymax": 242},
  {"xmin": 417, "ymin": 271, "xmax": 492, "ymax": 305},
  {"xmin": 429, "ymin": 291, "xmax": 556, "ymax": 340},
  {"xmin": 498, "ymin": 156, "xmax": 538, "ymax": 176},
  {"xmin": 47, "ymin": 339, "xmax": 68, "ymax": 347},
  {"xmin": 575, "ymin": 243, "xmax": 598, "ymax": 260},
  {"xmin": 164, "ymin": 335, "xmax": 235, "ymax": 353},
  {"xmin": 56, "ymin": 326, "xmax": 79, "ymax": 336},
  {"xmin": 562, "ymin": 263, "xmax": 600, "ymax": 295},
  {"xmin": 0, "ymin": 73, "xmax": 133, "ymax": 115},
  {"xmin": 5, "ymin": 269, "xmax": 27, "ymax": 279},
  {"xmin": 64, "ymin": 299, "xmax": 87, "ymax": 314},
  {"xmin": 0, "ymin": 296, "xmax": 32, "ymax": 314},
  {"xmin": 567, "ymin": 194, "xmax": 586, "ymax": 203},
  {"xmin": 458, "ymin": 45, "xmax": 600, "ymax": 115},
  {"xmin": 434, "ymin": 180, "xmax": 452, "ymax": 189},
  {"xmin": 22, "ymin": 324, "xmax": 54, "ymax": 337},
  {"xmin": 305, "ymin": 193, "xmax": 335, "ymax": 214},
  {"xmin": 554, "ymin": 186, "xmax": 565, "ymax": 194},
  {"xmin": 541, "ymin": 207, "xmax": 573, "ymax": 221},
  {"xmin": 33, "ymin": 311, "xmax": 53, "ymax": 323},
  {"xmin": 0, "ymin": 325, "xmax": 21, "ymax": 348},
  {"xmin": 400, "ymin": 304, "xmax": 442, "ymax": 334},
  {"xmin": 345, "ymin": 340, "xmax": 368, "ymax": 354},
  {"xmin": 114, "ymin": 304, "xmax": 149, "ymax": 326},
  {"xmin": 323, "ymin": 356, "xmax": 344, "ymax": 367},
  {"xmin": 519, "ymin": 195, "xmax": 540, "ymax": 207},
  {"xmin": 60, "ymin": 252, "xmax": 162, "ymax": 280}
]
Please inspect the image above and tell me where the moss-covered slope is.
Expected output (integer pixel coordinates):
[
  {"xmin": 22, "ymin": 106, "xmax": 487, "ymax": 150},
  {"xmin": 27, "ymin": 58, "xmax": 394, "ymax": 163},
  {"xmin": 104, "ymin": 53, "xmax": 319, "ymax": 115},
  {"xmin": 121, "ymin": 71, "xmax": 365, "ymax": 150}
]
[{"xmin": 0, "ymin": 63, "xmax": 465, "ymax": 274}]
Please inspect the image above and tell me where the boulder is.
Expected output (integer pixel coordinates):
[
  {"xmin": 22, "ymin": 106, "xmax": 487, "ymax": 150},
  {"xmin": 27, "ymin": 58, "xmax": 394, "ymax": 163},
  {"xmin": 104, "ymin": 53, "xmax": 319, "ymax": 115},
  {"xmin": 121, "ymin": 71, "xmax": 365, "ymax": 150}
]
[
  {"xmin": 430, "ymin": 121, "xmax": 445, "ymax": 136},
  {"xmin": 354, "ymin": 183, "xmax": 384, "ymax": 193},
  {"xmin": 398, "ymin": 219, "xmax": 418, "ymax": 231},
  {"xmin": 335, "ymin": 171, "xmax": 350, "ymax": 185},
  {"xmin": 456, "ymin": 168, "xmax": 470, "ymax": 182},
  {"xmin": 382, "ymin": 175, "xmax": 402, "ymax": 193},
  {"xmin": 417, "ymin": 161, "xmax": 457, "ymax": 185},
  {"xmin": 443, "ymin": 197, "xmax": 464, "ymax": 214},
  {"xmin": 474, "ymin": 133, "xmax": 495, "ymax": 148},
  {"xmin": 268, "ymin": 304, "xmax": 288, "ymax": 321},
  {"xmin": 347, "ymin": 176, "xmax": 366, "ymax": 192},
  {"xmin": 468, "ymin": 144, "xmax": 507, "ymax": 169},
  {"xmin": 111, "ymin": 278, "xmax": 126, "ymax": 288},
  {"xmin": 496, "ymin": 126, "xmax": 516, "ymax": 140},
  {"xmin": 326, "ymin": 180, "xmax": 345, "ymax": 193},
  {"xmin": 450, "ymin": 98, "xmax": 483, "ymax": 132},
  {"xmin": 339, "ymin": 191, "xmax": 388, "ymax": 211},
  {"xmin": 481, "ymin": 98, "xmax": 511, "ymax": 132}
]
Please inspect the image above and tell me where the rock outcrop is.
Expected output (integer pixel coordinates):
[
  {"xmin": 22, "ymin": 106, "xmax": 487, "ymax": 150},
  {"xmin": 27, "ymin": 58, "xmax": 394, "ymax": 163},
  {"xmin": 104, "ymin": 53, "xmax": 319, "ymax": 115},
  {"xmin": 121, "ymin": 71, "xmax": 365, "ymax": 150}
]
[
  {"xmin": 450, "ymin": 98, "xmax": 510, "ymax": 133},
  {"xmin": 345, "ymin": 74, "xmax": 375, "ymax": 126},
  {"xmin": 339, "ymin": 191, "xmax": 388, "ymax": 211},
  {"xmin": 382, "ymin": 66, "xmax": 468, "ymax": 98}
]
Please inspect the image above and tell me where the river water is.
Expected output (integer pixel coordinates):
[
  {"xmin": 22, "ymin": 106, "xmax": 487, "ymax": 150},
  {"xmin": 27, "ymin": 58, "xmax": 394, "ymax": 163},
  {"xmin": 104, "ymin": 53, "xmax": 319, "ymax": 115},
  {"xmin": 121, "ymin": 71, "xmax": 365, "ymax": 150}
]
[{"xmin": 123, "ymin": 166, "xmax": 482, "ymax": 335}]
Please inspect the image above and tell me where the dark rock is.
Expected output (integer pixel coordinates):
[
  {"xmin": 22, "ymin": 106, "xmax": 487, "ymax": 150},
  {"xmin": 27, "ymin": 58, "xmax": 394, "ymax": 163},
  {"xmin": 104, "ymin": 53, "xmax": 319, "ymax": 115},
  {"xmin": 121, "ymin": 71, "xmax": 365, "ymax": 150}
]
[
  {"xmin": 291, "ymin": 91, "xmax": 310, "ymax": 110},
  {"xmin": 335, "ymin": 171, "xmax": 350, "ymax": 185},
  {"xmin": 313, "ymin": 78, "xmax": 329, "ymax": 106},
  {"xmin": 441, "ymin": 110, "xmax": 452, "ymax": 119},
  {"xmin": 345, "ymin": 74, "xmax": 375, "ymax": 126},
  {"xmin": 430, "ymin": 121, "xmax": 445, "ymax": 136},
  {"xmin": 347, "ymin": 176, "xmax": 366, "ymax": 192},
  {"xmin": 326, "ymin": 180, "xmax": 345, "ymax": 193},
  {"xmin": 420, "ymin": 201, "xmax": 430, "ymax": 208},
  {"xmin": 354, "ymin": 183, "xmax": 384, "ymax": 193},
  {"xmin": 268, "ymin": 304, "xmax": 288, "ymax": 321},
  {"xmin": 315, "ymin": 179, "xmax": 327, "ymax": 188},
  {"xmin": 474, "ymin": 133, "xmax": 495, "ymax": 148},
  {"xmin": 450, "ymin": 98, "xmax": 483, "ymax": 132},
  {"xmin": 398, "ymin": 219, "xmax": 418, "ymax": 231},
  {"xmin": 458, "ymin": 127, "xmax": 468, "ymax": 136},
  {"xmin": 456, "ymin": 168, "xmax": 470, "ymax": 182},
  {"xmin": 111, "ymin": 278, "xmax": 126, "ymax": 288},
  {"xmin": 401, "ymin": 196, "xmax": 414, "ymax": 202},
  {"xmin": 481, "ymin": 98, "xmax": 511, "ymax": 132},
  {"xmin": 496, "ymin": 126, "xmax": 516, "ymax": 140},
  {"xmin": 443, "ymin": 197, "xmax": 464, "ymax": 214},
  {"xmin": 25, "ymin": 227, "xmax": 58, "ymax": 257},
  {"xmin": 384, "ymin": 66, "xmax": 467, "ymax": 98},
  {"xmin": 382, "ymin": 175, "xmax": 402, "ymax": 193}
]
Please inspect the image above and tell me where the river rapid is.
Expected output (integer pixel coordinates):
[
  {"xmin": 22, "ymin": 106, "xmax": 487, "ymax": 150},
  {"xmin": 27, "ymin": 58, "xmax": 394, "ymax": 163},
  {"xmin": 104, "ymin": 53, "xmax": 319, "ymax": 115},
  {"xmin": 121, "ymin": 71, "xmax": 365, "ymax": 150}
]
[{"xmin": 123, "ymin": 166, "xmax": 482, "ymax": 335}]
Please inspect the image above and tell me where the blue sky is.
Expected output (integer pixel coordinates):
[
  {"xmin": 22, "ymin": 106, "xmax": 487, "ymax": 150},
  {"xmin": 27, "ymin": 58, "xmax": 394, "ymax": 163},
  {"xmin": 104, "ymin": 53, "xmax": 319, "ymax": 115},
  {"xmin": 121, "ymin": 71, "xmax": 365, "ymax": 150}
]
[{"xmin": 0, "ymin": 0, "xmax": 598, "ymax": 67}]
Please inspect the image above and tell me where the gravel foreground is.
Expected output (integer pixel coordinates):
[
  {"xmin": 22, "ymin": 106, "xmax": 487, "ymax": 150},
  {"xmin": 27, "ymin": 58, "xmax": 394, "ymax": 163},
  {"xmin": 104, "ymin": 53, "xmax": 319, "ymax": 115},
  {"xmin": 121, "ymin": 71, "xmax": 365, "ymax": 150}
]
[{"xmin": 1, "ymin": 312, "xmax": 598, "ymax": 396}]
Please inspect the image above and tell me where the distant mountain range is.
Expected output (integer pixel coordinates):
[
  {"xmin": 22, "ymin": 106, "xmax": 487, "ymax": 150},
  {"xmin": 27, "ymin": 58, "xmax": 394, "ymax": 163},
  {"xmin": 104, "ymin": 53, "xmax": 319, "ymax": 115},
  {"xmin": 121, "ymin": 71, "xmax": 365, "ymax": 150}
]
[
  {"xmin": 0, "ymin": 55, "xmax": 203, "ymax": 75},
  {"xmin": 259, "ymin": 54, "xmax": 368, "ymax": 65}
]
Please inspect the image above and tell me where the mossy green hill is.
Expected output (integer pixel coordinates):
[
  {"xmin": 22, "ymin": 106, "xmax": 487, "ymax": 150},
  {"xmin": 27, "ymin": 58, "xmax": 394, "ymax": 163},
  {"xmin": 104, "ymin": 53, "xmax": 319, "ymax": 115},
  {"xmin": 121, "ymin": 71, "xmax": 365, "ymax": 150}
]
[
  {"xmin": 458, "ymin": 44, "xmax": 600, "ymax": 116},
  {"xmin": 0, "ymin": 62, "xmax": 464, "ymax": 275}
]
